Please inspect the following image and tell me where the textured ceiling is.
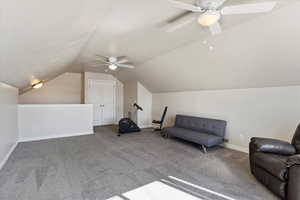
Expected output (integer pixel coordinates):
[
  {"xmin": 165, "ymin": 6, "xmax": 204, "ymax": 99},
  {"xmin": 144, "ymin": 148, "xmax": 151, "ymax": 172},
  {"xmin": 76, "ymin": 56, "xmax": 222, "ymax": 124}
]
[
  {"xmin": 1, "ymin": 0, "xmax": 299, "ymax": 93},
  {"xmin": 75, "ymin": 0, "xmax": 282, "ymax": 70},
  {"xmin": 0, "ymin": 0, "xmax": 111, "ymax": 89},
  {"xmin": 115, "ymin": 1, "xmax": 300, "ymax": 92}
]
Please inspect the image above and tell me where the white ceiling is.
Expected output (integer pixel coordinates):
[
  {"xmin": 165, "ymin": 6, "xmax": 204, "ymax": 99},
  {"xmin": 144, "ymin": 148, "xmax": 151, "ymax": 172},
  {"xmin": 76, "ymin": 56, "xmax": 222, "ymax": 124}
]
[
  {"xmin": 0, "ymin": 0, "xmax": 111, "ymax": 88},
  {"xmin": 116, "ymin": 0, "xmax": 300, "ymax": 92},
  {"xmin": 76, "ymin": 0, "xmax": 287, "ymax": 68},
  {"xmin": 1, "ymin": 0, "xmax": 299, "ymax": 93}
]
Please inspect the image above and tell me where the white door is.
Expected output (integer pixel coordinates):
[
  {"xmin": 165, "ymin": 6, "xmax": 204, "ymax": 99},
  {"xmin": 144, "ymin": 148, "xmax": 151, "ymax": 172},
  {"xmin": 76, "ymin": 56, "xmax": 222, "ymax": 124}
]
[
  {"xmin": 87, "ymin": 80, "xmax": 116, "ymax": 126},
  {"xmin": 101, "ymin": 83, "xmax": 115, "ymax": 125}
]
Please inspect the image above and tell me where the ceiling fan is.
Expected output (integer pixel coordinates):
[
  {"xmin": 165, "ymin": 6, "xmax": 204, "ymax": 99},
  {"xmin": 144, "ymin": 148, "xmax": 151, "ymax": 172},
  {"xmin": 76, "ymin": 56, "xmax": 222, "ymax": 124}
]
[
  {"xmin": 94, "ymin": 55, "xmax": 135, "ymax": 70},
  {"xmin": 167, "ymin": 0, "xmax": 277, "ymax": 35}
]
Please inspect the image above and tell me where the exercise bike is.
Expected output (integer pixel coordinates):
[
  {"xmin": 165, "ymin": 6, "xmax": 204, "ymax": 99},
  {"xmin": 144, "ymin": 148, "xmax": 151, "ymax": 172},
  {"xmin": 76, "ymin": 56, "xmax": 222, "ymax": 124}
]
[{"xmin": 118, "ymin": 103, "xmax": 143, "ymax": 136}]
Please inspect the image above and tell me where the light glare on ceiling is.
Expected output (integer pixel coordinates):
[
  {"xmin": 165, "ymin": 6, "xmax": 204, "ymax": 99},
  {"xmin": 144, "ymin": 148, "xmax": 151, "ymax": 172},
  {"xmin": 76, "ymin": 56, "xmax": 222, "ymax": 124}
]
[
  {"xmin": 32, "ymin": 81, "xmax": 44, "ymax": 89},
  {"xmin": 198, "ymin": 12, "xmax": 221, "ymax": 27}
]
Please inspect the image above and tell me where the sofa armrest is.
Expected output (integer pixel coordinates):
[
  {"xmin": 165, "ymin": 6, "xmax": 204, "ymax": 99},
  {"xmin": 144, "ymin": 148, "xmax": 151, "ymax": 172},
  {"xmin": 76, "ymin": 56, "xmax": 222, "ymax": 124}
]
[
  {"xmin": 287, "ymin": 155, "xmax": 300, "ymax": 168},
  {"xmin": 250, "ymin": 137, "xmax": 296, "ymax": 155},
  {"xmin": 287, "ymin": 164, "xmax": 300, "ymax": 200}
]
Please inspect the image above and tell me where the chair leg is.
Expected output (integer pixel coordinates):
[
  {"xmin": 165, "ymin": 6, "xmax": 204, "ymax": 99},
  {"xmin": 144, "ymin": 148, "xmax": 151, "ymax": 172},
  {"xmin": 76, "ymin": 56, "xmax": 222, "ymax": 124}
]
[
  {"xmin": 201, "ymin": 145, "xmax": 207, "ymax": 153},
  {"xmin": 155, "ymin": 123, "xmax": 165, "ymax": 132}
]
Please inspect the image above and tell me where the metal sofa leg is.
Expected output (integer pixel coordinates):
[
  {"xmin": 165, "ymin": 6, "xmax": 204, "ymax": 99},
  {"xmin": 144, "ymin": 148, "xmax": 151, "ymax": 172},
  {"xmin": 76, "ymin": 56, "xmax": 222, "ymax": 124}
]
[{"xmin": 201, "ymin": 145, "xmax": 207, "ymax": 153}]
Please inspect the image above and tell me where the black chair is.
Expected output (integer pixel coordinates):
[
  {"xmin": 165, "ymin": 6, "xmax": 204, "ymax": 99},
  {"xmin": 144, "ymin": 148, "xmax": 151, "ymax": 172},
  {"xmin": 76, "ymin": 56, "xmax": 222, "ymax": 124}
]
[
  {"xmin": 249, "ymin": 124, "xmax": 300, "ymax": 200},
  {"xmin": 152, "ymin": 106, "xmax": 168, "ymax": 131}
]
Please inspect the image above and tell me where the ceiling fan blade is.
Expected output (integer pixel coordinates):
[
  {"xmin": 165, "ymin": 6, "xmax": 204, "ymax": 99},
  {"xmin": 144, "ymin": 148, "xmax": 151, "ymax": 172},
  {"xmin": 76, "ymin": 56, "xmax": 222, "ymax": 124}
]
[
  {"xmin": 117, "ymin": 64, "xmax": 135, "ymax": 69},
  {"xmin": 117, "ymin": 59, "xmax": 129, "ymax": 64},
  {"xmin": 116, "ymin": 56, "xmax": 127, "ymax": 61},
  {"xmin": 167, "ymin": 11, "xmax": 193, "ymax": 23},
  {"xmin": 211, "ymin": 0, "xmax": 228, "ymax": 9},
  {"xmin": 84, "ymin": 60, "xmax": 106, "ymax": 65},
  {"xmin": 221, "ymin": 2, "xmax": 276, "ymax": 15},
  {"xmin": 95, "ymin": 54, "xmax": 109, "ymax": 61},
  {"xmin": 166, "ymin": 16, "xmax": 196, "ymax": 32},
  {"xmin": 118, "ymin": 61, "xmax": 134, "ymax": 65},
  {"xmin": 87, "ymin": 64, "xmax": 108, "ymax": 68},
  {"xmin": 94, "ymin": 59, "xmax": 111, "ymax": 64},
  {"xmin": 116, "ymin": 56, "xmax": 129, "ymax": 64},
  {"xmin": 209, "ymin": 22, "xmax": 222, "ymax": 35},
  {"xmin": 168, "ymin": 0, "xmax": 203, "ymax": 12}
]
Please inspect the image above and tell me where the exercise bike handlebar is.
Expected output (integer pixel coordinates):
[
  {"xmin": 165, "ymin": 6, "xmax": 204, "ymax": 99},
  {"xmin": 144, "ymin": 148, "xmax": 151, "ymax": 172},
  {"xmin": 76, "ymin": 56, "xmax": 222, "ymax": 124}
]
[{"xmin": 133, "ymin": 103, "xmax": 143, "ymax": 111}]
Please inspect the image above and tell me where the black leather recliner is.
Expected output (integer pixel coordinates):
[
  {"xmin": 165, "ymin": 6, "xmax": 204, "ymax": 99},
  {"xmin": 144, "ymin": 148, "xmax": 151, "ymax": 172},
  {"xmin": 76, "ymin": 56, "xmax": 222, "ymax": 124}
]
[{"xmin": 249, "ymin": 124, "xmax": 300, "ymax": 200}]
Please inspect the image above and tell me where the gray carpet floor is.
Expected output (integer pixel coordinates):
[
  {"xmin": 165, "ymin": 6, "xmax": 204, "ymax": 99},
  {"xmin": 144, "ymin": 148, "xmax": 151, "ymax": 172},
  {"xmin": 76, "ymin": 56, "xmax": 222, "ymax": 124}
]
[{"xmin": 0, "ymin": 126, "xmax": 278, "ymax": 200}]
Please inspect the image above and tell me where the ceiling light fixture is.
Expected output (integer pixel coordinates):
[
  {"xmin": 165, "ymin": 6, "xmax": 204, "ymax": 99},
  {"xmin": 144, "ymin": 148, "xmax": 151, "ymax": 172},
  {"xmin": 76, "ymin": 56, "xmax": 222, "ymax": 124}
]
[
  {"xmin": 31, "ymin": 80, "xmax": 44, "ymax": 89},
  {"xmin": 198, "ymin": 11, "xmax": 220, "ymax": 27},
  {"xmin": 109, "ymin": 64, "xmax": 118, "ymax": 70}
]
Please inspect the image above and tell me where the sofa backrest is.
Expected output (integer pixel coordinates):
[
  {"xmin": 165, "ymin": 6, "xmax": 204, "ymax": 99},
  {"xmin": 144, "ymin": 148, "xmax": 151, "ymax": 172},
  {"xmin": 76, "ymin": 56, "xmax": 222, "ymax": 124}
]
[
  {"xmin": 292, "ymin": 124, "xmax": 300, "ymax": 154},
  {"xmin": 175, "ymin": 115, "xmax": 227, "ymax": 137}
]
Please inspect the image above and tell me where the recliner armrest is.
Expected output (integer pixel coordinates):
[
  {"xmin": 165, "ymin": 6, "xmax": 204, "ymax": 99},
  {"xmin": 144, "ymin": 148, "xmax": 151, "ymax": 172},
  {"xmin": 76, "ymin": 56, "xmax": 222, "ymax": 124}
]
[
  {"xmin": 287, "ymin": 155, "xmax": 300, "ymax": 167},
  {"xmin": 250, "ymin": 137, "xmax": 296, "ymax": 155}
]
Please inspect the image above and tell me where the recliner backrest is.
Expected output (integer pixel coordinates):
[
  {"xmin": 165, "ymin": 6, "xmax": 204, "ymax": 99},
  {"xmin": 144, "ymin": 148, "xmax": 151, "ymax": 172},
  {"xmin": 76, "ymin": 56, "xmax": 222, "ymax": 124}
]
[
  {"xmin": 292, "ymin": 124, "xmax": 300, "ymax": 154},
  {"xmin": 160, "ymin": 106, "xmax": 168, "ymax": 123}
]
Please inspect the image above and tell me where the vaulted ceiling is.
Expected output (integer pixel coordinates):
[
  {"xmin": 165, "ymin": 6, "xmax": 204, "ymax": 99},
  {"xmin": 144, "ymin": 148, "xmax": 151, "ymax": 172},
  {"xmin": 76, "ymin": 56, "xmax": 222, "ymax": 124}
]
[{"xmin": 1, "ymin": 0, "xmax": 299, "ymax": 93}]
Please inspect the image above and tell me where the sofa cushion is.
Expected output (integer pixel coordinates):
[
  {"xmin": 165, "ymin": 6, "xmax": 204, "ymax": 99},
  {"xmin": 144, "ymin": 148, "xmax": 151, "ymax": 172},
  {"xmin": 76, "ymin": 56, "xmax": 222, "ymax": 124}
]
[
  {"xmin": 253, "ymin": 152, "xmax": 288, "ymax": 181},
  {"xmin": 164, "ymin": 127, "xmax": 223, "ymax": 147},
  {"xmin": 175, "ymin": 115, "xmax": 226, "ymax": 137}
]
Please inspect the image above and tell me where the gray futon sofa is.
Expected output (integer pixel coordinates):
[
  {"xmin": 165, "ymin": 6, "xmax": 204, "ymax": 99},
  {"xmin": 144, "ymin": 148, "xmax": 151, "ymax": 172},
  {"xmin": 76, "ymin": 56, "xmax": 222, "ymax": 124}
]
[{"xmin": 162, "ymin": 115, "xmax": 227, "ymax": 152}]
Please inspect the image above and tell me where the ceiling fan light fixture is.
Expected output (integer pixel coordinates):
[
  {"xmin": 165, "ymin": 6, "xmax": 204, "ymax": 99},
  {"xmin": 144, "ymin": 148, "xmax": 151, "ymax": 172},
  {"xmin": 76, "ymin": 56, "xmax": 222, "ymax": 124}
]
[
  {"xmin": 198, "ymin": 11, "xmax": 221, "ymax": 27},
  {"xmin": 109, "ymin": 64, "xmax": 118, "ymax": 70},
  {"xmin": 108, "ymin": 57, "xmax": 117, "ymax": 63}
]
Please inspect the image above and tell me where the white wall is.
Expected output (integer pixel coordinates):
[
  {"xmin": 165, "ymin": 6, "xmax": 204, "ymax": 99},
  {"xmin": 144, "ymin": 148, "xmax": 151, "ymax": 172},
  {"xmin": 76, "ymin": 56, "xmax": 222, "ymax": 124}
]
[
  {"xmin": 84, "ymin": 72, "xmax": 124, "ymax": 121},
  {"xmin": 18, "ymin": 104, "xmax": 93, "ymax": 142},
  {"xmin": 19, "ymin": 72, "xmax": 82, "ymax": 104},
  {"xmin": 123, "ymin": 81, "xmax": 152, "ymax": 127},
  {"xmin": 124, "ymin": 81, "xmax": 138, "ymax": 121},
  {"xmin": 0, "ymin": 83, "xmax": 18, "ymax": 169},
  {"xmin": 116, "ymin": 80, "xmax": 124, "ymax": 122},
  {"xmin": 137, "ymin": 82, "xmax": 152, "ymax": 128},
  {"xmin": 153, "ymin": 86, "xmax": 300, "ymax": 152}
]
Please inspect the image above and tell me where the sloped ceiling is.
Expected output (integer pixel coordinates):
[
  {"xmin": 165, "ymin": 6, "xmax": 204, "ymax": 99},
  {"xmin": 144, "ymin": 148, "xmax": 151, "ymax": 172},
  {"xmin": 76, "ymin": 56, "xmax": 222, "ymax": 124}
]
[
  {"xmin": 114, "ymin": 0, "xmax": 300, "ymax": 92},
  {"xmin": 75, "ymin": 0, "xmax": 293, "ymax": 69},
  {"xmin": 0, "ymin": 0, "xmax": 111, "ymax": 89},
  {"xmin": 1, "ymin": 0, "xmax": 299, "ymax": 93}
]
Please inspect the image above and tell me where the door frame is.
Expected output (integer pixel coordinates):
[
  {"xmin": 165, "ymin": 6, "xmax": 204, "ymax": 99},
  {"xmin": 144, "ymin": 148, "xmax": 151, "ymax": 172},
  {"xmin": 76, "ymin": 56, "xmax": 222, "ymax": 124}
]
[{"xmin": 86, "ymin": 79, "xmax": 116, "ymax": 126}]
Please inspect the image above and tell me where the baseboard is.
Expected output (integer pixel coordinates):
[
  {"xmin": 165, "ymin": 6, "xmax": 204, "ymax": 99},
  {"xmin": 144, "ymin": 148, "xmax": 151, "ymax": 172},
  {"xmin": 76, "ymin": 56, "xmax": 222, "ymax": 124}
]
[
  {"xmin": 0, "ymin": 142, "xmax": 18, "ymax": 171},
  {"xmin": 19, "ymin": 131, "xmax": 94, "ymax": 142},
  {"xmin": 139, "ymin": 125, "xmax": 153, "ymax": 129},
  {"xmin": 224, "ymin": 143, "xmax": 249, "ymax": 153}
]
